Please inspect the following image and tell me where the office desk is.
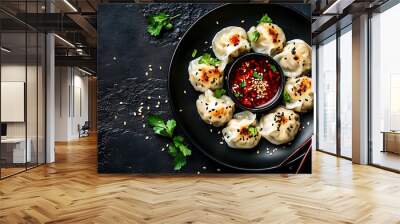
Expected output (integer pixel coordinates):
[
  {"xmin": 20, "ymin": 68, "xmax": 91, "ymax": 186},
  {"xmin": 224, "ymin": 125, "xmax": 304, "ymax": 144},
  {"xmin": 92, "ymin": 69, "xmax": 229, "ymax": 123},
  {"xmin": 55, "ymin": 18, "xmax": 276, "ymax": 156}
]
[
  {"xmin": 382, "ymin": 131, "xmax": 400, "ymax": 154},
  {"xmin": 1, "ymin": 138, "xmax": 31, "ymax": 163}
]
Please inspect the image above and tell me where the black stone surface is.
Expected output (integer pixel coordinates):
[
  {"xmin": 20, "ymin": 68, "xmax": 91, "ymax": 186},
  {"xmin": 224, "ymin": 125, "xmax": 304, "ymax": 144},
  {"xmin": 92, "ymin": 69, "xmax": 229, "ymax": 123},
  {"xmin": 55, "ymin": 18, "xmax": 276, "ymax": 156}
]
[{"xmin": 97, "ymin": 3, "xmax": 311, "ymax": 173}]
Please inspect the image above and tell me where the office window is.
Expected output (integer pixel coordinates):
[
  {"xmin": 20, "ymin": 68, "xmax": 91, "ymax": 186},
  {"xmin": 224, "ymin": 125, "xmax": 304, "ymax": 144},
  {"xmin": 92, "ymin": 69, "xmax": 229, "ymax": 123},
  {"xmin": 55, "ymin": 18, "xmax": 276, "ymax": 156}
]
[
  {"xmin": 370, "ymin": 3, "xmax": 400, "ymax": 171},
  {"xmin": 339, "ymin": 26, "xmax": 352, "ymax": 158},
  {"xmin": 317, "ymin": 35, "xmax": 337, "ymax": 154}
]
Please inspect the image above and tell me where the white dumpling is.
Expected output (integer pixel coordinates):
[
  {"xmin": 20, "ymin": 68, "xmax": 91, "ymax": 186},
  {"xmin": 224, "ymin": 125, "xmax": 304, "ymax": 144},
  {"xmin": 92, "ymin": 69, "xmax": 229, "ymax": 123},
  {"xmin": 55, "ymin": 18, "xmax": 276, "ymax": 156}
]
[
  {"xmin": 284, "ymin": 76, "xmax": 313, "ymax": 112},
  {"xmin": 273, "ymin": 39, "xmax": 312, "ymax": 78},
  {"xmin": 247, "ymin": 23, "xmax": 285, "ymax": 56},
  {"xmin": 259, "ymin": 107, "xmax": 300, "ymax": 145},
  {"xmin": 188, "ymin": 56, "xmax": 225, "ymax": 92},
  {"xmin": 196, "ymin": 90, "xmax": 235, "ymax": 127},
  {"xmin": 212, "ymin": 26, "xmax": 250, "ymax": 62},
  {"xmin": 222, "ymin": 111, "xmax": 261, "ymax": 149}
]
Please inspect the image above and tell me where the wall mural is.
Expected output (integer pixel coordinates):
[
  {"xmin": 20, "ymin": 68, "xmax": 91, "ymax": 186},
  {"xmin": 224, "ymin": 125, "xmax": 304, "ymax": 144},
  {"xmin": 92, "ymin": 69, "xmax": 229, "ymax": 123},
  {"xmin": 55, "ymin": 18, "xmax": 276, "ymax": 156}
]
[{"xmin": 97, "ymin": 3, "xmax": 313, "ymax": 173}]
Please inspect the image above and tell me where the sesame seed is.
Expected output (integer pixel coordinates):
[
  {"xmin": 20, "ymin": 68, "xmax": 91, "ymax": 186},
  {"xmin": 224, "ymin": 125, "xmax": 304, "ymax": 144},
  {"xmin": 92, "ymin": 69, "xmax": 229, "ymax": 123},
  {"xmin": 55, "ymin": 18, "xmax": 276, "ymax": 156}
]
[
  {"xmin": 202, "ymin": 166, "xmax": 207, "ymax": 170},
  {"xmin": 142, "ymin": 124, "xmax": 146, "ymax": 128},
  {"xmin": 147, "ymin": 96, "xmax": 151, "ymax": 99},
  {"xmin": 216, "ymin": 21, "xmax": 219, "ymax": 25},
  {"xmin": 149, "ymin": 68, "xmax": 153, "ymax": 71},
  {"xmin": 133, "ymin": 112, "xmax": 137, "ymax": 116},
  {"xmin": 241, "ymin": 20, "xmax": 245, "ymax": 23},
  {"xmin": 113, "ymin": 56, "xmax": 117, "ymax": 60},
  {"xmin": 148, "ymin": 64, "xmax": 152, "ymax": 67},
  {"xmin": 123, "ymin": 121, "xmax": 126, "ymax": 126},
  {"xmin": 161, "ymin": 147, "xmax": 165, "ymax": 151},
  {"xmin": 183, "ymin": 90, "xmax": 187, "ymax": 94},
  {"xmin": 197, "ymin": 171, "xmax": 200, "ymax": 175},
  {"xmin": 210, "ymin": 129, "xmax": 213, "ymax": 133},
  {"xmin": 165, "ymin": 99, "xmax": 168, "ymax": 103},
  {"xmin": 140, "ymin": 102, "xmax": 144, "ymax": 105},
  {"xmin": 217, "ymin": 168, "xmax": 221, "ymax": 172},
  {"xmin": 155, "ymin": 105, "xmax": 159, "ymax": 108},
  {"xmin": 114, "ymin": 115, "xmax": 118, "ymax": 119},
  {"xmin": 219, "ymin": 141, "xmax": 224, "ymax": 144},
  {"xmin": 145, "ymin": 136, "xmax": 149, "ymax": 139},
  {"xmin": 147, "ymin": 106, "xmax": 150, "ymax": 110},
  {"xmin": 179, "ymin": 109, "xmax": 183, "ymax": 112},
  {"xmin": 257, "ymin": 150, "xmax": 260, "ymax": 154},
  {"xmin": 159, "ymin": 66, "xmax": 162, "ymax": 70}
]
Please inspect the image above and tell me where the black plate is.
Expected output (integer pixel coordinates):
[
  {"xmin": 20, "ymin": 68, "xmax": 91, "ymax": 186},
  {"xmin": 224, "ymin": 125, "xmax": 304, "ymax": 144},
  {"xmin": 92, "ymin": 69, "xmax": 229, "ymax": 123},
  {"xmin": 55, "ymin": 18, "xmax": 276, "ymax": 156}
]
[{"xmin": 168, "ymin": 3, "xmax": 312, "ymax": 171}]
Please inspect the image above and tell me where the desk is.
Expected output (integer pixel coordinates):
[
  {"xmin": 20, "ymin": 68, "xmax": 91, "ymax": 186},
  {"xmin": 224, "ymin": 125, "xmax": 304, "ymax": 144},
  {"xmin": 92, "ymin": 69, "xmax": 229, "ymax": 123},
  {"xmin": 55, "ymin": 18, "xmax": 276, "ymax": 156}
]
[
  {"xmin": 382, "ymin": 131, "xmax": 400, "ymax": 154},
  {"xmin": 1, "ymin": 138, "xmax": 31, "ymax": 163}
]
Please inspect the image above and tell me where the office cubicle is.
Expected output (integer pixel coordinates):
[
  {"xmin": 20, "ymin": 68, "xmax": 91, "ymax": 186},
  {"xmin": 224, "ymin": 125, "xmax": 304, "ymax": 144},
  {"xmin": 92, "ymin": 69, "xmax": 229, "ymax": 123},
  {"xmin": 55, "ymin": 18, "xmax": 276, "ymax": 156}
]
[{"xmin": 0, "ymin": 1, "xmax": 46, "ymax": 179}]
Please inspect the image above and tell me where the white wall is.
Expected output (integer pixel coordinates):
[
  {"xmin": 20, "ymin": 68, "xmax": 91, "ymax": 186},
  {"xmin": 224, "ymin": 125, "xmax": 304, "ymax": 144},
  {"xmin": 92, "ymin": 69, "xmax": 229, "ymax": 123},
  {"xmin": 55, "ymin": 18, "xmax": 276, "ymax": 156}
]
[{"xmin": 54, "ymin": 66, "xmax": 89, "ymax": 141}]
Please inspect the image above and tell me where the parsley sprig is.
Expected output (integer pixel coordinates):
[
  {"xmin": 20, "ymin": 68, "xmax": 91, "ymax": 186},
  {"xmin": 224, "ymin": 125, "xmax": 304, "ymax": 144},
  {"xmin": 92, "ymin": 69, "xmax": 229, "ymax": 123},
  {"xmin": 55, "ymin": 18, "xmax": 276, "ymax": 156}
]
[
  {"xmin": 258, "ymin": 14, "xmax": 273, "ymax": 24},
  {"xmin": 253, "ymin": 71, "xmax": 263, "ymax": 80},
  {"xmin": 147, "ymin": 12, "xmax": 180, "ymax": 37},
  {"xmin": 214, "ymin": 89, "xmax": 226, "ymax": 98},
  {"xmin": 147, "ymin": 114, "xmax": 191, "ymax": 170},
  {"xmin": 198, "ymin": 53, "xmax": 221, "ymax": 66},
  {"xmin": 283, "ymin": 90, "xmax": 291, "ymax": 103},
  {"xmin": 249, "ymin": 30, "xmax": 260, "ymax": 42},
  {"xmin": 248, "ymin": 126, "xmax": 258, "ymax": 137}
]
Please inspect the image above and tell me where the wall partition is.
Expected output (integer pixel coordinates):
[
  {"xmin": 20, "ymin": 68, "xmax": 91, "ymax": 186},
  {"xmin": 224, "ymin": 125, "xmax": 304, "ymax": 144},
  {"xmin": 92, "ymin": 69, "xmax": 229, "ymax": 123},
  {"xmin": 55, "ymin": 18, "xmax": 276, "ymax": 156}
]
[{"xmin": 0, "ymin": 2, "xmax": 46, "ymax": 179}]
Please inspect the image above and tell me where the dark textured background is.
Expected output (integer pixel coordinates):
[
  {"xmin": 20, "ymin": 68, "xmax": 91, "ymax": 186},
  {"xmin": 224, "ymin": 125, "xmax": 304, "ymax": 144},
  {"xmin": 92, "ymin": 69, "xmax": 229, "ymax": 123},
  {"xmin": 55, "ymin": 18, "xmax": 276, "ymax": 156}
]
[{"xmin": 97, "ymin": 3, "xmax": 311, "ymax": 173}]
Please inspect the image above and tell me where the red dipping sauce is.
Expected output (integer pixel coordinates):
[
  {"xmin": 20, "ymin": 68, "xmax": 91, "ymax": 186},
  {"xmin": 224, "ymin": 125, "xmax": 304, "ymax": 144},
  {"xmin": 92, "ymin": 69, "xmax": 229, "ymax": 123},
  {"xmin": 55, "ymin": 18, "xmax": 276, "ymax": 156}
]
[{"xmin": 230, "ymin": 58, "xmax": 281, "ymax": 108}]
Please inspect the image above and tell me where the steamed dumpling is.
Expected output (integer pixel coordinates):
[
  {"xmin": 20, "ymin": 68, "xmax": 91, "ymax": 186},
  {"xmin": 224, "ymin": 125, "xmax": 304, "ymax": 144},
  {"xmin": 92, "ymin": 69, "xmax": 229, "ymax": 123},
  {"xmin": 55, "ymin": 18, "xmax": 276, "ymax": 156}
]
[
  {"xmin": 222, "ymin": 111, "xmax": 261, "ymax": 149},
  {"xmin": 212, "ymin": 26, "xmax": 250, "ymax": 62},
  {"xmin": 188, "ymin": 56, "xmax": 225, "ymax": 92},
  {"xmin": 247, "ymin": 23, "xmax": 285, "ymax": 56},
  {"xmin": 259, "ymin": 107, "xmax": 300, "ymax": 145},
  {"xmin": 273, "ymin": 39, "xmax": 312, "ymax": 78},
  {"xmin": 284, "ymin": 76, "xmax": 313, "ymax": 112},
  {"xmin": 196, "ymin": 89, "xmax": 235, "ymax": 127}
]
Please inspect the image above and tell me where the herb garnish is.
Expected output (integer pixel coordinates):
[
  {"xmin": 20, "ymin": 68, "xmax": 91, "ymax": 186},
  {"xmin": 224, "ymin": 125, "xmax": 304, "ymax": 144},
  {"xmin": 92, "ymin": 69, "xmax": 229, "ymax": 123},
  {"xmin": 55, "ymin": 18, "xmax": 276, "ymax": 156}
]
[
  {"xmin": 249, "ymin": 30, "xmax": 260, "ymax": 42},
  {"xmin": 198, "ymin": 53, "xmax": 221, "ymax": 66},
  {"xmin": 248, "ymin": 126, "xmax": 258, "ymax": 137},
  {"xmin": 147, "ymin": 115, "xmax": 191, "ymax": 170},
  {"xmin": 234, "ymin": 92, "xmax": 243, "ymax": 98},
  {"xmin": 283, "ymin": 90, "xmax": 291, "ymax": 103},
  {"xmin": 147, "ymin": 12, "xmax": 180, "ymax": 37},
  {"xmin": 214, "ymin": 89, "xmax": 226, "ymax": 98},
  {"xmin": 252, "ymin": 71, "xmax": 263, "ymax": 80},
  {"xmin": 258, "ymin": 14, "xmax": 273, "ymax": 24},
  {"xmin": 192, "ymin": 49, "xmax": 198, "ymax": 58},
  {"xmin": 240, "ymin": 80, "xmax": 246, "ymax": 88},
  {"xmin": 270, "ymin": 64, "xmax": 277, "ymax": 72}
]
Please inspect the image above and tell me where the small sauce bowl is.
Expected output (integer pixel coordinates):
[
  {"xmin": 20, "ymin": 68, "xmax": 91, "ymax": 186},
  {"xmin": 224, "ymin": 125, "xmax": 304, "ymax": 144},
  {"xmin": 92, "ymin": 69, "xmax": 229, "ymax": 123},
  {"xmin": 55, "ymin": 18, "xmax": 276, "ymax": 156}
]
[{"xmin": 227, "ymin": 53, "xmax": 285, "ymax": 113}]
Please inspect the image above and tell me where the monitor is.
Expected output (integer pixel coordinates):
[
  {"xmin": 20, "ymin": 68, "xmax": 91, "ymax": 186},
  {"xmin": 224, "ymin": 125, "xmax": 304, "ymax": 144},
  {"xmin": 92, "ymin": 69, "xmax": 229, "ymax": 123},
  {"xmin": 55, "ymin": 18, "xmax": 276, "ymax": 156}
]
[{"xmin": 1, "ymin": 123, "xmax": 7, "ymax": 137}]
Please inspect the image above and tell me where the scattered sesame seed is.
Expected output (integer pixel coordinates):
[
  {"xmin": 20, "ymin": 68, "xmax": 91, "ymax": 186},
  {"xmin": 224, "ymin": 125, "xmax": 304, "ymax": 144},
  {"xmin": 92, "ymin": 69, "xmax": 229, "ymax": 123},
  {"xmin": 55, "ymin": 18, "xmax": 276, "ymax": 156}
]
[
  {"xmin": 119, "ymin": 102, "xmax": 123, "ymax": 104},
  {"xmin": 183, "ymin": 90, "xmax": 187, "ymax": 94},
  {"xmin": 204, "ymin": 41, "xmax": 208, "ymax": 44},
  {"xmin": 219, "ymin": 141, "xmax": 224, "ymax": 145},
  {"xmin": 210, "ymin": 129, "xmax": 213, "ymax": 133},
  {"xmin": 179, "ymin": 109, "xmax": 183, "ymax": 112},
  {"xmin": 145, "ymin": 72, "xmax": 149, "ymax": 76},
  {"xmin": 113, "ymin": 56, "xmax": 117, "ymax": 60},
  {"xmin": 145, "ymin": 136, "xmax": 149, "ymax": 139},
  {"xmin": 216, "ymin": 168, "xmax": 221, "ymax": 172},
  {"xmin": 114, "ymin": 115, "xmax": 118, "ymax": 119},
  {"xmin": 307, "ymin": 122, "xmax": 310, "ymax": 125},
  {"xmin": 209, "ymin": 46, "xmax": 212, "ymax": 49},
  {"xmin": 166, "ymin": 144, "xmax": 169, "ymax": 147},
  {"xmin": 155, "ymin": 105, "xmax": 160, "ymax": 108},
  {"xmin": 133, "ymin": 112, "xmax": 137, "ymax": 116},
  {"xmin": 216, "ymin": 21, "xmax": 219, "ymax": 25},
  {"xmin": 147, "ymin": 96, "xmax": 151, "ymax": 99},
  {"xmin": 157, "ymin": 101, "xmax": 160, "ymax": 105},
  {"xmin": 161, "ymin": 147, "xmax": 165, "ymax": 151},
  {"xmin": 123, "ymin": 121, "xmax": 127, "ymax": 126},
  {"xmin": 140, "ymin": 102, "xmax": 144, "ymax": 105},
  {"xmin": 197, "ymin": 171, "xmax": 200, "ymax": 175},
  {"xmin": 147, "ymin": 106, "xmax": 150, "ymax": 110},
  {"xmin": 148, "ymin": 64, "xmax": 152, "ymax": 67},
  {"xmin": 159, "ymin": 66, "xmax": 162, "ymax": 70},
  {"xmin": 241, "ymin": 20, "xmax": 245, "ymax": 23},
  {"xmin": 202, "ymin": 166, "xmax": 207, "ymax": 170},
  {"xmin": 257, "ymin": 150, "xmax": 260, "ymax": 154},
  {"xmin": 158, "ymin": 96, "xmax": 161, "ymax": 99},
  {"xmin": 143, "ymin": 124, "xmax": 146, "ymax": 128},
  {"xmin": 165, "ymin": 99, "xmax": 168, "ymax": 103},
  {"xmin": 149, "ymin": 67, "xmax": 153, "ymax": 71},
  {"xmin": 178, "ymin": 37, "xmax": 182, "ymax": 40}
]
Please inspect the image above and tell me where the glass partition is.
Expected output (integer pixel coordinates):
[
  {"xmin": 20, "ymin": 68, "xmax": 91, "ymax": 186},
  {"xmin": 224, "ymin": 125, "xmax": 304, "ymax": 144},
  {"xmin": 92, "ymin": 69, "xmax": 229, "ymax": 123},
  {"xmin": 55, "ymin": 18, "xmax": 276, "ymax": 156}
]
[
  {"xmin": 339, "ymin": 26, "xmax": 352, "ymax": 158},
  {"xmin": 370, "ymin": 3, "xmax": 400, "ymax": 171},
  {"xmin": 317, "ymin": 35, "xmax": 337, "ymax": 154}
]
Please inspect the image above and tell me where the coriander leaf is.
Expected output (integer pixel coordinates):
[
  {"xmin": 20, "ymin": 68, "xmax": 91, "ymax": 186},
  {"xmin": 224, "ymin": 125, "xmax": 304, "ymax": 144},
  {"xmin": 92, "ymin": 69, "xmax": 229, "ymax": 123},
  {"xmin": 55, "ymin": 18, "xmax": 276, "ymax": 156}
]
[
  {"xmin": 166, "ymin": 120, "xmax": 176, "ymax": 137},
  {"xmin": 192, "ymin": 49, "xmax": 198, "ymax": 58},
  {"xmin": 234, "ymin": 92, "xmax": 243, "ymax": 98},
  {"xmin": 249, "ymin": 30, "xmax": 260, "ymax": 42},
  {"xmin": 175, "ymin": 141, "xmax": 191, "ymax": 156},
  {"xmin": 146, "ymin": 12, "xmax": 180, "ymax": 37},
  {"xmin": 198, "ymin": 53, "xmax": 221, "ymax": 66},
  {"xmin": 173, "ymin": 135, "xmax": 184, "ymax": 144},
  {"xmin": 270, "ymin": 64, "xmax": 277, "ymax": 72},
  {"xmin": 283, "ymin": 90, "xmax": 291, "ymax": 103},
  {"xmin": 168, "ymin": 145, "xmax": 178, "ymax": 157},
  {"xmin": 214, "ymin": 89, "xmax": 226, "ymax": 98},
  {"xmin": 258, "ymin": 14, "xmax": 272, "ymax": 24},
  {"xmin": 173, "ymin": 153, "xmax": 186, "ymax": 170},
  {"xmin": 148, "ymin": 115, "xmax": 166, "ymax": 128},
  {"xmin": 253, "ymin": 71, "xmax": 263, "ymax": 80},
  {"xmin": 248, "ymin": 126, "xmax": 258, "ymax": 137},
  {"xmin": 240, "ymin": 80, "xmax": 246, "ymax": 88},
  {"xmin": 153, "ymin": 126, "xmax": 167, "ymax": 137}
]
